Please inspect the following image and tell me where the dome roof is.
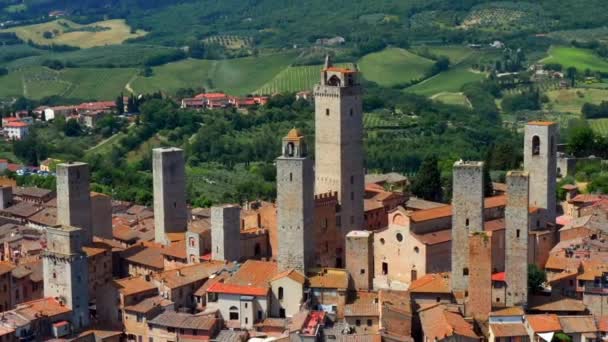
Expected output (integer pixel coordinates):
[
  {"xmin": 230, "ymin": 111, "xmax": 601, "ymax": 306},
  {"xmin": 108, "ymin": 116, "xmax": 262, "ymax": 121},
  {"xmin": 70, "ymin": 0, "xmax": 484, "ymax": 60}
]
[{"xmin": 286, "ymin": 128, "xmax": 303, "ymax": 139}]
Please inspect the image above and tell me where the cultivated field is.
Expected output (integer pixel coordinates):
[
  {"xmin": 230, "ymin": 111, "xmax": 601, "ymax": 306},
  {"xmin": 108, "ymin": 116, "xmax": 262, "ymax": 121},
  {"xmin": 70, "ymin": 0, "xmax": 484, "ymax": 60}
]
[
  {"xmin": 541, "ymin": 46, "xmax": 608, "ymax": 73},
  {"xmin": 255, "ymin": 63, "xmax": 353, "ymax": 94},
  {"xmin": 406, "ymin": 67, "xmax": 485, "ymax": 96},
  {"xmin": 2, "ymin": 19, "xmax": 147, "ymax": 48},
  {"xmin": 431, "ymin": 92, "xmax": 471, "ymax": 107},
  {"xmin": 589, "ymin": 118, "xmax": 608, "ymax": 136},
  {"xmin": 358, "ymin": 48, "xmax": 434, "ymax": 87},
  {"xmin": 413, "ymin": 45, "xmax": 475, "ymax": 64},
  {"xmin": 545, "ymin": 88, "xmax": 608, "ymax": 114},
  {"xmin": 203, "ymin": 35, "xmax": 253, "ymax": 49}
]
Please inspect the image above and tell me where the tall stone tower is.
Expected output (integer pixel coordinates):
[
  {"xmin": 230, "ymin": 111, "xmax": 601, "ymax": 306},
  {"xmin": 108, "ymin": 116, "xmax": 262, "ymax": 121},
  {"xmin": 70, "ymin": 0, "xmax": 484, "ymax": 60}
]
[
  {"xmin": 524, "ymin": 121, "xmax": 558, "ymax": 227},
  {"xmin": 57, "ymin": 162, "xmax": 92, "ymax": 245},
  {"xmin": 153, "ymin": 148, "xmax": 188, "ymax": 245},
  {"xmin": 211, "ymin": 205, "xmax": 241, "ymax": 262},
  {"xmin": 277, "ymin": 128, "xmax": 314, "ymax": 273},
  {"xmin": 451, "ymin": 161, "xmax": 484, "ymax": 295},
  {"xmin": 314, "ymin": 56, "xmax": 364, "ymax": 235},
  {"xmin": 505, "ymin": 171, "xmax": 530, "ymax": 307},
  {"xmin": 43, "ymin": 225, "xmax": 90, "ymax": 329},
  {"xmin": 345, "ymin": 230, "xmax": 374, "ymax": 290},
  {"xmin": 466, "ymin": 232, "xmax": 492, "ymax": 320}
]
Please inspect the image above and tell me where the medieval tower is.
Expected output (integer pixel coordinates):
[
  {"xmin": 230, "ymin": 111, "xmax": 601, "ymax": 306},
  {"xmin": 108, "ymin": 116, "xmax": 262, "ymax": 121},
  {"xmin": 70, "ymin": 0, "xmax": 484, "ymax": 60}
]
[
  {"xmin": 153, "ymin": 147, "xmax": 188, "ymax": 245},
  {"xmin": 524, "ymin": 121, "xmax": 558, "ymax": 227},
  {"xmin": 277, "ymin": 128, "xmax": 315, "ymax": 273},
  {"xmin": 505, "ymin": 171, "xmax": 530, "ymax": 307},
  {"xmin": 451, "ymin": 161, "xmax": 485, "ymax": 295},
  {"xmin": 211, "ymin": 204, "xmax": 241, "ymax": 262},
  {"xmin": 314, "ymin": 56, "xmax": 364, "ymax": 236},
  {"xmin": 346, "ymin": 230, "xmax": 374, "ymax": 290},
  {"xmin": 42, "ymin": 225, "xmax": 90, "ymax": 329},
  {"xmin": 57, "ymin": 162, "xmax": 92, "ymax": 245}
]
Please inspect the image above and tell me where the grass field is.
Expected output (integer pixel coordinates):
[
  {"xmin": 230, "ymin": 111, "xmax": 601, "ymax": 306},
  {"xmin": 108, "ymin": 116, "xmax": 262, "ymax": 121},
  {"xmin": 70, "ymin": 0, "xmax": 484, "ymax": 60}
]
[
  {"xmin": 589, "ymin": 118, "xmax": 608, "ymax": 136},
  {"xmin": 255, "ymin": 63, "xmax": 352, "ymax": 94},
  {"xmin": 545, "ymin": 88, "xmax": 608, "ymax": 113},
  {"xmin": 0, "ymin": 66, "xmax": 136, "ymax": 100},
  {"xmin": 412, "ymin": 45, "xmax": 475, "ymax": 64},
  {"xmin": 132, "ymin": 53, "xmax": 297, "ymax": 95},
  {"xmin": 431, "ymin": 92, "xmax": 471, "ymax": 107},
  {"xmin": 541, "ymin": 46, "xmax": 608, "ymax": 73},
  {"xmin": 358, "ymin": 48, "xmax": 434, "ymax": 87},
  {"xmin": 2, "ymin": 19, "xmax": 146, "ymax": 48},
  {"xmin": 406, "ymin": 67, "xmax": 485, "ymax": 96}
]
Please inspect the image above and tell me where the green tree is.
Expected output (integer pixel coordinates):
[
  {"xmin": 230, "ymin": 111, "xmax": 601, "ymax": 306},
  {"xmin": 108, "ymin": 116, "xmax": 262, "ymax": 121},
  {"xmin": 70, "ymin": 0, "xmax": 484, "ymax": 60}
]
[
  {"xmin": 64, "ymin": 118, "xmax": 82, "ymax": 137},
  {"xmin": 528, "ymin": 264, "xmax": 547, "ymax": 293},
  {"xmin": 115, "ymin": 94, "xmax": 125, "ymax": 115},
  {"xmin": 567, "ymin": 125, "xmax": 596, "ymax": 157},
  {"xmin": 566, "ymin": 67, "xmax": 578, "ymax": 87},
  {"xmin": 411, "ymin": 155, "xmax": 443, "ymax": 202}
]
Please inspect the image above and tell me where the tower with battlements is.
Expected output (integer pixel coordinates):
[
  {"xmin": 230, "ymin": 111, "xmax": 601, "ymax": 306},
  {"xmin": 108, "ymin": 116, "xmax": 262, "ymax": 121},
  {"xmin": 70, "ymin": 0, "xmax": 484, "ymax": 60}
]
[
  {"xmin": 153, "ymin": 148, "xmax": 188, "ymax": 245},
  {"xmin": 57, "ymin": 162, "xmax": 92, "ymax": 245},
  {"xmin": 524, "ymin": 121, "xmax": 558, "ymax": 227},
  {"xmin": 505, "ymin": 171, "xmax": 530, "ymax": 307},
  {"xmin": 277, "ymin": 128, "xmax": 314, "ymax": 273},
  {"xmin": 314, "ymin": 56, "xmax": 364, "ymax": 236},
  {"xmin": 451, "ymin": 161, "xmax": 485, "ymax": 295},
  {"xmin": 43, "ymin": 225, "xmax": 90, "ymax": 329}
]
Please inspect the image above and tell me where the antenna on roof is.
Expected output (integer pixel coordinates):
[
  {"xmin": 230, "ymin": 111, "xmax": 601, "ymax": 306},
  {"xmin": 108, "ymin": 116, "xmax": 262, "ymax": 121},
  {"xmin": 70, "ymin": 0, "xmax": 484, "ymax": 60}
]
[{"xmin": 324, "ymin": 55, "xmax": 332, "ymax": 69}]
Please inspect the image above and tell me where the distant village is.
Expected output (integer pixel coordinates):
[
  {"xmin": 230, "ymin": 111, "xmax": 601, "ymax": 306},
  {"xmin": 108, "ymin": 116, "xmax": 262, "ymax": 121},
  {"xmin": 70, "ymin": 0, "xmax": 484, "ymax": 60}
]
[{"xmin": 0, "ymin": 58, "xmax": 603, "ymax": 342}]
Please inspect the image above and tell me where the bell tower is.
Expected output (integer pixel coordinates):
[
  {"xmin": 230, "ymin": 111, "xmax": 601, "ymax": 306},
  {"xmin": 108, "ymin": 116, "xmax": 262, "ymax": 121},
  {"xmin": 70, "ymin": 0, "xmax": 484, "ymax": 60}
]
[{"xmin": 314, "ymin": 56, "xmax": 364, "ymax": 237}]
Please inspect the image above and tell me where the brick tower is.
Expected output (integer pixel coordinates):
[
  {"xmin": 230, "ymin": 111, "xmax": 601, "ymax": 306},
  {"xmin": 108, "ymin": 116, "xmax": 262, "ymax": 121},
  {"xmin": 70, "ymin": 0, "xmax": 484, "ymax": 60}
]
[
  {"xmin": 524, "ymin": 121, "xmax": 558, "ymax": 227},
  {"xmin": 345, "ymin": 230, "xmax": 373, "ymax": 290},
  {"xmin": 57, "ymin": 162, "xmax": 92, "ymax": 245},
  {"xmin": 466, "ymin": 232, "xmax": 492, "ymax": 320},
  {"xmin": 153, "ymin": 148, "xmax": 188, "ymax": 245},
  {"xmin": 314, "ymin": 56, "xmax": 364, "ymax": 235},
  {"xmin": 277, "ymin": 128, "xmax": 314, "ymax": 273},
  {"xmin": 451, "ymin": 161, "xmax": 485, "ymax": 295},
  {"xmin": 43, "ymin": 225, "xmax": 90, "ymax": 329},
  {"xmin": 505, "ymin": 171, "xmax": 530, "ymax": 307}
]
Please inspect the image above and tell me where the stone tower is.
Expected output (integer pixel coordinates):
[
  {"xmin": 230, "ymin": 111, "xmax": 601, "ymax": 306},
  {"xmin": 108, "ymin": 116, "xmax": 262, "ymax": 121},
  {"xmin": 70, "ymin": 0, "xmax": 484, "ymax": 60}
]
[
  {"xmin": 277, "ymin": 128, "xmax": 314, "ymax": 273},
  {"xmin": 91, "ymin": 192, "xmax": 112, "ymax": 240},
  {"xmin": 43, "ymin": 225, "xmax": 90, "ymax": 329},
  {"xmin": 211, "ymin": 205, "xmax": 241, "ymax": 262},
  {"xmin": 153, "ymin": 148, "xmax": 188, "ymax": 245},
  {"xmin": 314, "ymin": 56, "xmax": 364, "ymax": 235},
  {"xmin": 186, "ymin": 231, "xmax": 202, "ymax": 264},
  {"xmin": 466, "ymin": 232, "xmax": 492, "ymax": 320},
  {"xmin": 0, "ymin": 186, "xmax": 12, "ymax": 209},
  {"xmin": 505, "ymin": 171, "xmax": 530, "ymax": 307},
  {"xmin": 451, "ymin": 161, "xmax": 484, "ymax": 295},
  {"xmin": 345, "ymin": 230, "xmax": 373, "ymax": 290},
  {"xmin": 57, "ymin": 162, "xmax": 92, "ymax": 245},
  {"xmin": 524, "ymin": 121, "xmax": 558, "ymax": 227}
]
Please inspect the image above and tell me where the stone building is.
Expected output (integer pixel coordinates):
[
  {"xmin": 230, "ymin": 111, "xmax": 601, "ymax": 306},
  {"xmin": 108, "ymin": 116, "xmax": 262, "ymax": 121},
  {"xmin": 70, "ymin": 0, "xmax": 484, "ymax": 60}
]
[
  {"xmin": 505, "ymin": 171, "xmax": 529, "ymax": 307},
  {"xmin": 91, "ymin": 192, "xmax": 112, "ymax": 240},
  {"xmin": 467, "ymin": 232, "xmax": 492, "ymax": 320},
  {"xmin": 524, "ymin": 121, "xmax": 558, "ymax": 226},
  {"xmin": 211, "ymin": 205, "xmax": 241, "ymax": 262},
  {"xmin": 451, "ymin": 161, "xmax": 485, "ymax": 295},
  {"xmin": 314, "ymin": 56, "xmax": 364, "ymax": 236},
  {"xmin": 42, "ymin": 225, "xmax": 90, "ymax": 330},
  {"xmin": 152, "ymin": 148, "xmax": 188, "ymax": 245},
  {"xmin": 56, "ymin": 162, "xmax": 92, "ymax": 245},
  {"xmin": 346, "ymin": 230, "xmax": 374, "ymax": 290},
  {"xmin": 276, "ymin": 128, "xmax": 314, "ymax": 273}
]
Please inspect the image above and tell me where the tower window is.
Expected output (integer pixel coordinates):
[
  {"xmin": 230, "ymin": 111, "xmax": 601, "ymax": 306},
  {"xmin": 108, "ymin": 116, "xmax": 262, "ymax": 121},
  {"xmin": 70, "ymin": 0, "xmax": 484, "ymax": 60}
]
[
  {"xmin": 350, "ymin": 109, "xmax": 354, "ymax": 116},
  {"xmin": 516, "ymin": 229, "xmax": 520, "ymax": 238},
  {"xmin": 396, "ymin": 233, "xmax": 403, "ymax": 242},
  {"xmin": 289, "ymin": 173, "xmax": 293, "ymax": 182},
  {"xmin": 465, "ymin": 218, "xmax": 469, "ymax": 228},
  {"xmin": 351, "ymin": 192, "xmax": 354, "ymax": 201},
  {"xmin": 278, "ymin": 287, "xmax": 284, "ymax": 300},
  {"xmin": 350, "ymin": 175, "xmax": 354, "ymax": 184},
  {"xmin": 532, "ymin": 136, "xmax": 540, "ymax": 155},
  {"xmin": 360, "ymin": 269, "xmax": 365, "ymax": 275},
  {"xmin": 326, "ymin": 108, "xmax": 330, "ymax": 116},
  {"xmin": 463, "ymin": 268, "xmax": 469, "ymax": 276}
]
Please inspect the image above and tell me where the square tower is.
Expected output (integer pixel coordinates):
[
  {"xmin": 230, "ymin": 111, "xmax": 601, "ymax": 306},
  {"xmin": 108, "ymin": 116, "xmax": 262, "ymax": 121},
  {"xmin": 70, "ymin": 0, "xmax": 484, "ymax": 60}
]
[
  {"xmin": 57, "ymin": 162, "xmax": 92, "ymax": 245},
  {"xmin": 466, "ymin": 232, "xmax": 492, "ymax": 320},
  {"xmin": 505, "ymin": 171, "xmax": 530, "ymax": 307},
  {"xmin": 43, "ymin": 225, "xmax": 90, "ymax": 329},
  {"xmin": 0, "ymin": 186, "xmax": 12, "ymax": 209},
  {"xmin": 524, "ymin": 121, "xmax": 558, "ymax": 226},
  {"xmin": 91, "ymin": 192, "xmax": 112, "ymax": 240},
  {"xmin": 345, "ymin": 230, "xmax": 373, "ymax": 290},
  {"xmin": 314, "ymin": 56, "xmax": 364, "ymax": 236},
  {"xmin": 186, "ymin": 230, "xmax": 202, "ymax": 264},
  {"xmin": 277, "ymin": 128, "xmax": 315, "ymax": 273},
  {"xmin": 153, "ymin": 148, "xmax": 188, "ymax": 245},
  {"xmin": 451, "ymin": 161, "xmax": 484, "ymax": 294},
  {"xmin": 211, "ymin": 204, "xmax": 241, "ymax": 262}
]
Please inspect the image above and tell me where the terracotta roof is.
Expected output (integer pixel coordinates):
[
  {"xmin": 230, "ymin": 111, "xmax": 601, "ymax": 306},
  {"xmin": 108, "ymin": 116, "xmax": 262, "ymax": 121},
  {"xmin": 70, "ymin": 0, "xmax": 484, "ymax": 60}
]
[
  {"xmin": 207, "ymin": 282, "xmax": 268, "ymax": 296},
  {"xmin": 492, "ymin": 272, "xmax": 505, "ymax": 282},
  {"xmin": 0, "ymin": 262, "xmax": 15, "ymax": 275},
  {"xmin": 194, "ymin": 271, "xmax": 232, "ymax": 296},
  {"xmin": 3, "ymin": 202, "xmax": 42, "ymax": 218},
  {"xmin": 410, "ymin": 205, "xmax": 451, "ymax": 222},
  {"xmin": 114, "ymin": 276, "xmax": 157, "ymax": 297},
  {"xmin": 558, "ymin": 316, "xmax": 597, "ymax": 333},
  {"xmin": 160, "ymin": 239, "xmax": 187, "ymax": 259},
  {"xmin": 490, "ymin": 323, "xmax": 528, "ymax": 337},
  {"xmin": 148, "ymin": 311, "xmax": 218, "ymax": 330},
  {"xmin": 121, "ymin": 244, "xmax": 164, "ymax": 270},
  {"xmin": 490, "ymin": 307, "xmax": 525, "ymax": 317},
  {"xmin": 569, "ymin": 194, "xmax": 603, "ymax": 204},
  {"xmin": 598, "ymin": 316, "xmax": 608, "ymax": 332},
  {"xmin": 419, "ymin": 304, "xmax": 478, "ymax": 340},
  {"xmin": 113, "ymin": 225, "xmax": 139, "ymax": 242},
  {"xmin": 408, "ymin": 273, "xmax": 450, "ymax": 294},
  {"xmin": 344, "ymin": 292, "xmax": 379, "ymax": 317},
  {"xmin": 82, "ymin": 242, "xmax": 111, "ymax": 257},
  {"xmin": 325, "ymin": 67, "xmax": 356, "ymax": 74},
  {"xmin": 270, "ymin": 269, "xmax": 306, "ymax": 284},
  {"xmin": 153, "ymin": 261, "xmax": 226, "ymax": 289},
  {"xmin": 11, "ymin": 260, "xmax": 41, "ymax": 281},
  {"xmin": 16, "ymin": 297, "xmax": 71, "ymax": 319},
  {"xmin": 526, "ymin": 314, "xmax": 562, "ymax": 333},
  {"xmin": 28, "ymin": 207, "xmax": 56, "ymax": 226},
  {"xmin": 562, "ymin": 184, "xmax": 578, "ymax": 191},
  {"xmin": 307, "ymin": 268, "xmax": 348, "ymax": 289},
  {"xmin": 412, "ymin": 229, "xmax": 451, "ymax": 245},
  {"xmin": 485, "ymin": 218, "xmax": 505, "ymax": 232},
  {"xmin": 14, "ymin": 187, "xmax": 53, "ymax": 198},
  {"xmin": 528, "ymin": 121, "xmax": 556, "ymax": 126},
  {"xmin": 4, "ymin": 121, "xmax": 28, "ymax": 128},
  {"xmin": 124, "ymin": 296, "xmax": 172, "ymax": 314},
  {"xmin": 528, "ymin": 296, "xmax": 587, "ymax": 313},
  {"xmin": 364, "ymin": 199, "xmax": 385, "ymax": 212},
  {"xmin": 225, "ymin": 260, "xmax": 278, "ymax": 288},
  {"xmin": 286, "ymin": 128, "xmax": 303, "ymax": 140}
]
